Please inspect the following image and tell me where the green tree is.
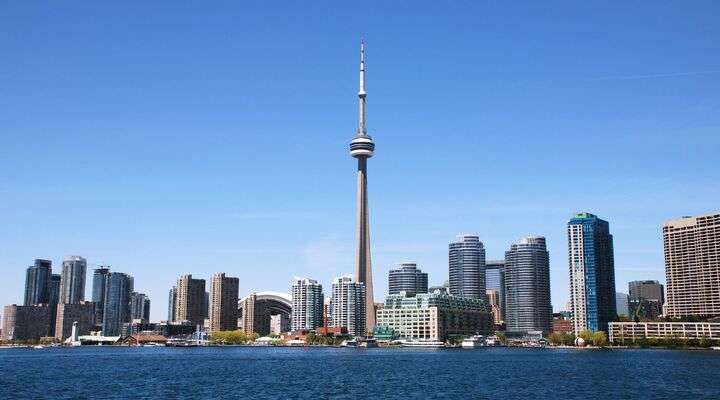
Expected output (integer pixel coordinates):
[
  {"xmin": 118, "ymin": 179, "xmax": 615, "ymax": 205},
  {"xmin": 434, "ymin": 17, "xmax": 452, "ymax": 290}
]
[
  {"xmin": 495, "ymin": 332, "xmax": 507, "ymax": 344},
  {"xmin": 548, "ymin": 333, "xmax": 562, "ymax": 345},
  {"xmin": 592, "ymin": 331, "xmax": 607, "ymax": 347},
  {"xmin": 561, "ymin": 332, "xmax": 576, "ymax": 346}
]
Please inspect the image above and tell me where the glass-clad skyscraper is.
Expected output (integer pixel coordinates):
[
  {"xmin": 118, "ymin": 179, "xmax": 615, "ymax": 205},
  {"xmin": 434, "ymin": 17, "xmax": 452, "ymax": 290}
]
[
  {"xmin": 568, "ymin": 213, "xmax": 617, "ymax": 334},
  {"xmin": 504, "ymin": 237, "xmax": 552, "ymax": 335},
  {"xmin": 388, "ymin": 263, "xmax": 428, "ymax": 296},
  {"xmin": 24, "ymin": 259, "xmax": 52, "ymax": 306},
  {"xmin": 449, "ymin": 235, "xmax": 486, "ymax": 299},
  {"xmin": 59, "ymin": 256, "xmax": 87, "ymax": 304},
  {"xmin": 92, "ymin": 266, "xmax": 111, "ymax": 325},
  {"xmin": 102, "ymin": 272, "xmax": 133, "ymax": 336}
]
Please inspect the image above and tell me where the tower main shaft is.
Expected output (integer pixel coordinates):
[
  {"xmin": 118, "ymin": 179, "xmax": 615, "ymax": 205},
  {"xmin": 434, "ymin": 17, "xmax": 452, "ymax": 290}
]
[{"xmin": 349, "ymin": 40, "xmax": 375, "ymax": 334}]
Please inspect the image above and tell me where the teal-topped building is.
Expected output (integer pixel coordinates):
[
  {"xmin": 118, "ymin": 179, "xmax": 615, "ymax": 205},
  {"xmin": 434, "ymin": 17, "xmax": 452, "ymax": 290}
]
[{"xmin": 567, "ymin": 213, "xmax": 617, "ymax": 334}]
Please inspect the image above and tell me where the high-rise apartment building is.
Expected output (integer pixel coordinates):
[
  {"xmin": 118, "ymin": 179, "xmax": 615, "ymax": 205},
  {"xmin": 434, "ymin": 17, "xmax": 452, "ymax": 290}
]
[
  {"xmin": 175, "ymin": 275, "xmax": 206, "ymax": 327},
  {"xmin": 504, "ymin": 236, "xmax": 552, "ymax": 335},
  {"xmin": 628, "ymin": 280, "xmax": 664, "ymax": 320},
  {"xmin": 663, "ymin": 213, "xmax": 720, "ymax": 318},
  {"xmin": 24, "ymin": 259, "xmax": 52, "ymax": 306},
  {"xmin": 330, "ymin": 275, "xmax": 366, "ymax": 336},
  {"xmin": 92, "ymin": 267, "xmax": 111, "ymax": 325},
  {"xmin": 59, "ymin": 256, "xmax": 87, "ymax": 304},
  {"xmin": 568, "ymin": 213, "xmax": 617, "ymax": 334},
  {"xmin": 209, "ymin": 273, "xmax": 239, "ymax": 332},
  {"xmin": 55, "ymin": 301, "xmax": 95, "ymax": 340},
  {"xmin": 291, "ymin": 278, "xmax": 324, "ymax": 331},
  {"xmin": 130, "ymin": 292, "xmax": 151, "ymax": 323},
  {"xmin": 449, "ymin": 235, "xmax": 486, "ymax": 299},
  {"xmin": 485, "ymin": 260, "xmax": 505, "ymax": 321},
  {"xmin": 388, "ymin": 263, "xmax": 428, "ymax": 296},
  {"xmin": 102, "ymin": 272, "xmax": 133, "ymax": 336},
  {"xmin": 167, "ymin": 287, "xmax": 177, "ymax": 322}
]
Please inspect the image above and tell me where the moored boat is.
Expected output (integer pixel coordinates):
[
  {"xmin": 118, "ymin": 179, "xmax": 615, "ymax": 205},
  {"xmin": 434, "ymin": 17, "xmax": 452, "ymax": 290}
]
[{"xmin": 399, "ymin": 340, "xmax": 445, "ymax": 348}]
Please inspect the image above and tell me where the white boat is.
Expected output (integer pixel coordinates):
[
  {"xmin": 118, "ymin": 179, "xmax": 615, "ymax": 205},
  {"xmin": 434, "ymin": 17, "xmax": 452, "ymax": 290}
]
[
  {"xmin": 400, "ymin": 340, "xmax": 445, "ymax": 348},
  {"xmin": 360, "ymin": 339, "xmax": 378, "ymax": 348},
  {"xmin": 32, "ymin": 345, "xmax": 45, "ymax": 349},
  {"xmin": 712, "ymin": 346, "xmax": 720, "ymax": 351},
  {"xmin": 461, "ymin": 335, "xmax": 486, "ymax": 348},
  {"xmin": 341, "ymin": 339, "xmax": 359, "ymax": 347}
]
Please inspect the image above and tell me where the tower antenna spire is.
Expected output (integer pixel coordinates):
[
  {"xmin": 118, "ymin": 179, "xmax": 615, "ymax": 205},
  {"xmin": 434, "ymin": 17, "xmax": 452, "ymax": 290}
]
[{"xmin": 358, "ymin": 38, "xmax": 367, "ymax": 136}]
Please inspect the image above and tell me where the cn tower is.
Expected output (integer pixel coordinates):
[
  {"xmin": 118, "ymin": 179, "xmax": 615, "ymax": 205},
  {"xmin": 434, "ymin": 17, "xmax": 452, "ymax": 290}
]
[{"xmin": 349, "ymin": 40, "xmax": 375, "ymax": 333}]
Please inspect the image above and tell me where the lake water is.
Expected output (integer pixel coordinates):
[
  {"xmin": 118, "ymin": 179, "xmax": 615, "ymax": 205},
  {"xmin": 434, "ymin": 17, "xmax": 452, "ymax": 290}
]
[{"xmin": 1, "ymin": 346, "xmax": 718, "ymax": 399}]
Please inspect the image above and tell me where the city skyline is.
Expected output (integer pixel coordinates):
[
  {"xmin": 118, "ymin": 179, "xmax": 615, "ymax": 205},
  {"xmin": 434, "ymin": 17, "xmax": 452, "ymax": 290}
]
[{"xmin": 2, "ymin": 3, "xmax": 720, "ymax": 322}]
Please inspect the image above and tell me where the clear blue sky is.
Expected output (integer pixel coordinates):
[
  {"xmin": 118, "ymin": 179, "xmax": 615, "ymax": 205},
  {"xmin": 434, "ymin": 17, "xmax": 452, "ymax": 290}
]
[{"xmin": 2, "ymin": 2, "xmax": 719, "ymax": 321}]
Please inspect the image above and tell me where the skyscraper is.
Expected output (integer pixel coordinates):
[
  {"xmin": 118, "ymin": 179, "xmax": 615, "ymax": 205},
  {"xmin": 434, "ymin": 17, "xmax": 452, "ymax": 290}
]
[
  {"xmin": 330, "ymin": 275, "xmax": 366, "ymax": 336},
  {"xmin": 663, "ymin": 213, "xmax": 720, "ymax": 318},
  {"xmin": 175, "ymin": 274, "xmax": 206, "ymax": 327},
  {"xmin": 291, "ymin": 278, "xmax": 324, "ymax": 331},
  {"xmin": 24, "ymin": 259, "xmax": 52, "ymax": 306},
  {"xmin": 449, "ymin": 235, "xmax": 486, "ymax": 299},
  {"xmin": 59, "ymin": 256, "xmax": 87, "ymax": 304},
  {"xmin": 350, "ymin": 41, "xmax": 376, "ymax": 333},
  {"xmin": 130, "ymin": 292, "xmax": 151, "ymax": 323},
  {"xmin": 485, "ymin": 260, "xmax": 506, "ymax": 321},
  {"xmin": 504, "ymin": 236, "xmax": 552, "ymax": 335},
  {"xmin": 102, "ymin": 272, "xmax": 133, "ymax": 336},
  {"xmin": 167, "ymin": 286, "xmax": 177, "ymax": 322},
  {"xmin": 209, "ymin": 273, "xmax": 240, "ymax": 332},
  {"xmin": 388, "ymin": 263, "xmax": 428, "ymax": 296},
  {"xmin": 92, "ymin": 266, "xmax": 111, "ymax": 325},
  {"xmin": 568, "ymin": 213, "xmax": 617, "ymax": 334}
]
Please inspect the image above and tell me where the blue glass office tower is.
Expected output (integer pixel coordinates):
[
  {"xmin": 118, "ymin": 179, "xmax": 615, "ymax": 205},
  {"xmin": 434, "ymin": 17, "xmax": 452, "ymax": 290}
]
[{"xmin": 568, "ymin": 213, "xmax": 617, "ymax": 334}]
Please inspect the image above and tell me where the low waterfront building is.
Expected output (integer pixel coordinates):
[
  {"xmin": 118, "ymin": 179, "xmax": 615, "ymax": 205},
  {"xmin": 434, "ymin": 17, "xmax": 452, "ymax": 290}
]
[
  {"xmin": 608, "ymin": 322, "xmax": 720, "ymax": 343},
  {"xmin": 1, "ymin": 304, "xmax": 53, "ymax": 341},
  {"xmin": 375, "ymin": 291, "xmax": 492, "ymax": 341},
  {"xmin": 55, "ymin": 301, "xmax": 96, "ymax": 340},
  {"xmin": 123, "ymin": 333, "xmax": 167, "ymax": 346}
]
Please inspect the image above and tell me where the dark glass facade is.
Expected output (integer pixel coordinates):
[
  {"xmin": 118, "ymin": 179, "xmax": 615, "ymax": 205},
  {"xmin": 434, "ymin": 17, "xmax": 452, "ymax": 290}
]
[
  {"xmin": 92, "ymin": 267, "xmax": 111, "ymax": 325},
  {"xmin": 388, "ymin": 263, "xmax": 428, "ymax": 296},
  {"xmin": 24, "ymin": 259, "xmax": 52, "ymax": 306},
  {"xmin": 102, "ymin": 272, "xmax": 133, "ymax": 336}
]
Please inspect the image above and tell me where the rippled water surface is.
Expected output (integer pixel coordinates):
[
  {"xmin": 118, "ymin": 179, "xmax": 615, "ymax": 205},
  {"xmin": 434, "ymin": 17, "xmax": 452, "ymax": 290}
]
[{"xmin": 1, "ymin": 346, "xmax": 719, "ymax": 399}]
